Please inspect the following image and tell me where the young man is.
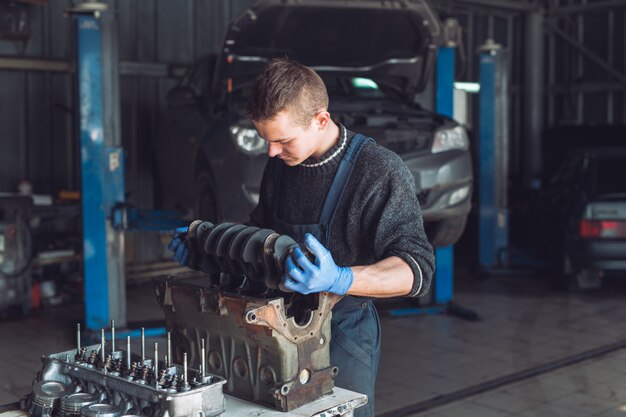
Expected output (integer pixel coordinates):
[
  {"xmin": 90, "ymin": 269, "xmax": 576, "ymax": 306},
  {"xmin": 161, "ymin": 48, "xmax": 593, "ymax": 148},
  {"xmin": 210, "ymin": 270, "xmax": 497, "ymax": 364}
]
[{"xmin": 245, "ymin": 58, "xmax": 435, "ymax": 417}]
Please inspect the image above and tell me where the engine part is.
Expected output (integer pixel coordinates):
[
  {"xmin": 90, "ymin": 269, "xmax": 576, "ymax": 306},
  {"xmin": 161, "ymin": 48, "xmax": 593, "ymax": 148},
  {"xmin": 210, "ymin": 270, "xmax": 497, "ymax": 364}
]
[
  {"xmin": 155, "ymin": 275, "xmax": 340, "ymax": 411},
  {"xmin": 185, "ymin": 220, "xmax": 303, "ymax": 291},
  {"xmin": 140, "ymin": 327, "xmax": 145, "ymax": 364},
  {"xmin": 81, "ymin": 404, "xmax": 122, "ymax": 417},
  {"xmin": 59, "ymin": 393, "xmax": 98, "ymax": 417},
  {"xmin": 155, "ymin": 222, "xmax": 344, "ymax": 410},
  {"xmin": 29, "ymin": 380, "xmax": 72, "ymax": 417},
  {"xmin": 27, "ymin": 329, "xmax": 226, "ymax": 417}
]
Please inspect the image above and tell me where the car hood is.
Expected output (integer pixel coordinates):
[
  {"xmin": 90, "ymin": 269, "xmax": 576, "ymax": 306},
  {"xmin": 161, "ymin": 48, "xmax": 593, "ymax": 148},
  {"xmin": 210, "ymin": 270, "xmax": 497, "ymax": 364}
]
[{"xmin": 215, "ymin": 0, "xmax": 443, "ymax": 98}]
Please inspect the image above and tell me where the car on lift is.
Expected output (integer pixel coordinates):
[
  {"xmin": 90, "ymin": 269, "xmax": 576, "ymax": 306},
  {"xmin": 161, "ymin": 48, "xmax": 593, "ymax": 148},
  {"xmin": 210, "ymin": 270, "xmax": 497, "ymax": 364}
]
[
  {"xmin": 152, "ymin": 0, "xmax": 473, "ymax": 247},
  {"xmin": 528, "ymin": 147, "xmax": 626, "ymax": 289}
]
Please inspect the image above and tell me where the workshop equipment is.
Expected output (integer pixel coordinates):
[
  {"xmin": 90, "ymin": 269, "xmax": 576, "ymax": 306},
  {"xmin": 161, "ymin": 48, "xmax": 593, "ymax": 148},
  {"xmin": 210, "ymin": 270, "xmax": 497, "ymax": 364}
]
[
  {"xmin": 71, "ymin": 1, "xmax": 126, "ymax": 331},
  {"xmin": 433, "ymin": 43, "xmax": 457, "ymax": 306},
  {"xmin": 59, "ymin": 393, "xmax": 98, "ymax": 417},
  {"xmin": 25, "ymin": 322, "xmax": 226, "ymax": 417},
  {"xmin": 155, "ymin": 221, "xmax": 341, "ymax": 411},
  {"xmin": 0, "ymin": 195, "xmax": 33, "ymax": 315},
  {"xmin": 478, "ymin": 40, "xmax": 511, "ymax": 271}
]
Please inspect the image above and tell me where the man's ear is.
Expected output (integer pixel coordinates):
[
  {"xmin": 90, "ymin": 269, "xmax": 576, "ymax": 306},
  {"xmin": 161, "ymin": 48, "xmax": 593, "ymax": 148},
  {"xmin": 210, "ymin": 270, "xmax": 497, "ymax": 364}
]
[{"xmin": 314, "ymin": 110, "xmax": 331, "ymax": 130}]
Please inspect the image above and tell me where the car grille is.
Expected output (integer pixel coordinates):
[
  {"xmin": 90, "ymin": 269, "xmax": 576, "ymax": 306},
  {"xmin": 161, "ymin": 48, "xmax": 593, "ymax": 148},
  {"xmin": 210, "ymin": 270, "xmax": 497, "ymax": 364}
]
[
  {"xmin": 356, "ymin": 127, "xmax": 431, "ymax": 154},
  {"xmin": 381, "ymin": 129, "xmax": 430, "ymax": 154}
]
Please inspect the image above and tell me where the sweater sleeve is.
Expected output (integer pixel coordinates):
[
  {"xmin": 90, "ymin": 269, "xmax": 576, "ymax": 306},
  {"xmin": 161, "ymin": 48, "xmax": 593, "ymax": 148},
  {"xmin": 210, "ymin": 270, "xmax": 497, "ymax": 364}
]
[{"xmin": 361, "ymin": 158, "xmax": 435, "ymax": 297}]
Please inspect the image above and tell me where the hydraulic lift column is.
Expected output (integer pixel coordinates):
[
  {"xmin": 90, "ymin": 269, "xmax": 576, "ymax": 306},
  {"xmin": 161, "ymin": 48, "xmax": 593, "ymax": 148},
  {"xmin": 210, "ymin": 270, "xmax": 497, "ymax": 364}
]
[
  {"xmin": 478, "ymin": 40, "xmax": 510, "ymax": 271},
  {"xmin": 434, "ymin": 46, "xmax": 455, "ymax": 305},
  {"xmin": 73, "ymin": 2, "xmax": 126, "ymax": 331}
]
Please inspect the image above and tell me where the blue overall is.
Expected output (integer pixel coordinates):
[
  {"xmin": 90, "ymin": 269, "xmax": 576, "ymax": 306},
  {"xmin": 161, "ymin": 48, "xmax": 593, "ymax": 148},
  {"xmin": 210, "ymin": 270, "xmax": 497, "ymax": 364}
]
[{"xmin": 269, "ymin": 134, "xmax": 381, "ymax": 417}]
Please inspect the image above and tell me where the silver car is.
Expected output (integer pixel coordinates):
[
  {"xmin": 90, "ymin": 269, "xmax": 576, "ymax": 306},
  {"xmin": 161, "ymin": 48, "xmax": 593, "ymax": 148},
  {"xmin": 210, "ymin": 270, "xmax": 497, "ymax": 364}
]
[{"xmin": 153, "ymin": 0, "xmax": 473, "ymax": 247}]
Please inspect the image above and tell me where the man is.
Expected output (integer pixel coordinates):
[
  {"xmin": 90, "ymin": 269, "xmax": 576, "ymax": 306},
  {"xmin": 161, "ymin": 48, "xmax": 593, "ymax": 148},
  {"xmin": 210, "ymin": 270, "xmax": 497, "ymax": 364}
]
[{"xmin": 171, "ymin": 58, "xmax": 434, "ymax": 417}]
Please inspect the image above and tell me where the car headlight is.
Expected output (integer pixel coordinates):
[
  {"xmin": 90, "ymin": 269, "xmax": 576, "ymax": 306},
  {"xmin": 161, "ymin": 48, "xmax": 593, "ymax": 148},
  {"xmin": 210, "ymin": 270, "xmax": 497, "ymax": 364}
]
[
  {"xmin": 230, "ymin": 124, "xmax": 268, "ymax": 156},
  {"xmin": 432, "ymin": 126, "xmax": 469, "ymax": 154},
  {"xmin": 448, "ymin": 185, "xmax": 470, "ymax": 206}
]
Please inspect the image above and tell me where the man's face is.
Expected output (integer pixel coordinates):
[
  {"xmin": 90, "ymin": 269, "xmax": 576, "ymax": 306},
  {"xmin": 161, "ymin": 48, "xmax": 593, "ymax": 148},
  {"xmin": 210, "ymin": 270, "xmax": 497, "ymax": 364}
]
[{"xmin": 253, "ymin": 110, "xmax": 321, "ymax": 166}]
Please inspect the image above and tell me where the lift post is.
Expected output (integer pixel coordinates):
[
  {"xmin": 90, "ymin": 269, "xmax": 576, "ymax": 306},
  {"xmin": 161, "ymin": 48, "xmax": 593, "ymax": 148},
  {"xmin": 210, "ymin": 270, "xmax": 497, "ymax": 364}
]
[
  {"xmin": 73, "ymin": 2, "xmax": 126, "ymax": 331},
  {"xmin": 71, "ymin": 3, "xmax": 187, "ymax": 342},
  {"xmin": 434, "ymin": 46, "xmax": 455, "ymax": 305},
  {"xmin": 478, "ymin": 41, "xmax": 510, "ymax": 271}
]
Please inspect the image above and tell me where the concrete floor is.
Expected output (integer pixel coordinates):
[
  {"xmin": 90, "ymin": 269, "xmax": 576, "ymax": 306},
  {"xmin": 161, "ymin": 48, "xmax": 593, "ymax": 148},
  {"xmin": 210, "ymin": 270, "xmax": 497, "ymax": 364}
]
[
  {"xmin": 375, "ymin": 273, "xmax": 626, "ymax": 417},
  {"xmin": 1, "ymin": 272, "xmax": 626, "ymax": 417}
]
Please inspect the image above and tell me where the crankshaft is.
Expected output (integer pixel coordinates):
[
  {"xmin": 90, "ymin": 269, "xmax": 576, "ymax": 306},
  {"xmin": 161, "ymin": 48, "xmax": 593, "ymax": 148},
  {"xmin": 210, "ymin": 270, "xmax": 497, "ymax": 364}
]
[{"xmin": 184, "ymin": 221, "xmax": 305, "ymax": 292}]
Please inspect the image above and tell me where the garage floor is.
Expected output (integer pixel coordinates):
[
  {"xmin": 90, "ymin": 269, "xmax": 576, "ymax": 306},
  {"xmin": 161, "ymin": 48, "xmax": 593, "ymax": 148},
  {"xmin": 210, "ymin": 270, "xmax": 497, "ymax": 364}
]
[{"xmin": 1, "ymin": 271, "xmax": 626, "ymax": 417}]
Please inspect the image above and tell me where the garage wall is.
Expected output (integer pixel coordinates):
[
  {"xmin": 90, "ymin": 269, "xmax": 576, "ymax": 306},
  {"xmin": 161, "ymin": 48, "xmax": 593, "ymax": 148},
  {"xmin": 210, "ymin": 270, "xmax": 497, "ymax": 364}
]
[
  {"xmin": 545, "ymin": 1, "xmax": 626, "ymax": 126},
  {"xmin": 0, "ymin": 0, "xmax": 254, "ymax": 263},
  {"xmin": 0, "ymin": 1, "xmax": 75, "ymax": 195},
  {"xmin": 0, "ymin": 0, "xmax": 254, "ymax": 197}
]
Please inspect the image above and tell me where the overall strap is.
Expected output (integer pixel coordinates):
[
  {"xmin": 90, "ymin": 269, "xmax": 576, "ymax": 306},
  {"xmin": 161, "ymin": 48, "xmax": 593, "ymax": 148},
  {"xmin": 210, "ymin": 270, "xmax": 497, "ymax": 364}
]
[
  {"xmin": 270, "ymin": 157, "xmax": 284, "ymax": 215},
  {"xmin": 319, "ymin": 134, "xmax": 373, "ymax": 226}
]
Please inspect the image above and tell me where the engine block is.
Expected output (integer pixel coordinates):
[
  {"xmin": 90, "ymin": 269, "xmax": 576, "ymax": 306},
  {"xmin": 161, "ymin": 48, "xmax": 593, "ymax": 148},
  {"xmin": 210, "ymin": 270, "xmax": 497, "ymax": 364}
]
[{"xmin": 156, "ymin": 221, "xmax": 341, "ymax": 411}]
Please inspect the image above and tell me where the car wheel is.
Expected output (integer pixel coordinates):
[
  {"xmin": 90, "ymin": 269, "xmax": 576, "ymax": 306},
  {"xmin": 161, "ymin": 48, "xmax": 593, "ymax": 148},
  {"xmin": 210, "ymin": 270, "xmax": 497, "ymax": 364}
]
[
  {"xmin": 574, "ymin": 269, "xmax": 604, "ymax": 290},
  {"xmin": 195, "ymin": 169, "xmax": 219, "ymax": 222},
  {"xmin": 426, "ymin": 215, "xmax": 468, "ymax": 248},
  {"xmin": 561, "ymin": 253, "xmax": 604, "ymax": 290}
]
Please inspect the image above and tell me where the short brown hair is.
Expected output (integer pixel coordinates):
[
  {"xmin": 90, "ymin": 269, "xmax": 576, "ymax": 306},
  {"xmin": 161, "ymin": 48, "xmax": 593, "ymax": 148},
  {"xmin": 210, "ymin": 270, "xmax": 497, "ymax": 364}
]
[{"xmin": 246, "ymin": 58, "xmax": 329, "ymax": 127}]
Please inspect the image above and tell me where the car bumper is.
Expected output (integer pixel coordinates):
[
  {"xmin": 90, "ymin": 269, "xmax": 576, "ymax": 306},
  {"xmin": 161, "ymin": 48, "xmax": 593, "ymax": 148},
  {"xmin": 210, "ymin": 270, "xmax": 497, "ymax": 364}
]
[
  {"xmin": 217, "ymin": 147, "xmax": 474, "ymax": 223},
  {"xmin": 572, "ymin": 239, "xmax": 626, "ymax": 270},
  {"xmin": 402, "ymin": 150, "xmax": 473, "ymax": 222}
]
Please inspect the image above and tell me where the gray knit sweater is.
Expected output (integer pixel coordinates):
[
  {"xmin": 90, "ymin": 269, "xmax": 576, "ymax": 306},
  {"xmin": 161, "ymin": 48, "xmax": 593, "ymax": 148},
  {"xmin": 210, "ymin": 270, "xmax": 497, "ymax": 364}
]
[{"xmin": 249, "ymin": 127, "xmax": 435, "ymax": 297}]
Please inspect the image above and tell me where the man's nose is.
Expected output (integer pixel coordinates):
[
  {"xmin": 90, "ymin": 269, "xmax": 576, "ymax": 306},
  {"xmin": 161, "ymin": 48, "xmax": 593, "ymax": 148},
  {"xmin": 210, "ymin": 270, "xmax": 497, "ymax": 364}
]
[{"xmin": 268, "ymin": 142, "xmax": 282, "ymax": 158}]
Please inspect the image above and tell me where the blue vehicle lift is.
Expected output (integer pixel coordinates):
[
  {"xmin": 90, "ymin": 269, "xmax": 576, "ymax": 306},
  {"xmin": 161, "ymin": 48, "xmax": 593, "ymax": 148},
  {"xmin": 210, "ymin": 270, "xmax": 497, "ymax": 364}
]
[
  {"xmin": 434, "ymin": 47, "xmax": 456, "ymax": 307},
  {"xmin": 478, "ymin": 41, "xmax": 511, "ymax": 272},
  {"xmin": 388, "ymin": 46, "xmax": 478, "ymax": 321},
  {"xmin": 478, "ymin": 40, "xmax": 548, "ymax": 272},
  {"xmin": 71, "ymin": 3, "xmax": 186, "ymax": 343},
  {"xmin": 74, "ymin": 3, "xmax": 126, "ymax": 334}
]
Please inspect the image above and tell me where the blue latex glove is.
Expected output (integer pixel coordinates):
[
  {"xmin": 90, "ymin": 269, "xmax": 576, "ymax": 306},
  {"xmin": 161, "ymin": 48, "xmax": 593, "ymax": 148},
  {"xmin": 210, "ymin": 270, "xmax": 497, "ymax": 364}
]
[
  {"xmin": 283, "ymin": 233, "xmax": 353, "ymax": 295},
  {"xmin": 167, "ymin": 226, "xmax": 190, "ymax": 266}
]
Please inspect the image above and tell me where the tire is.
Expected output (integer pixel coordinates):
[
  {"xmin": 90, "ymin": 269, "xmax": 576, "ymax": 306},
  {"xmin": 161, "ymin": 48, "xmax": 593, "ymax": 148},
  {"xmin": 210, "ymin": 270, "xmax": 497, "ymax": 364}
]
[
  {"xmin": 560, "ymin": 253, "xmax": 604, "ymax": 290},
  {"xmin": 574, "ymin": 269, "xmax": 604, "ymax": 290},
  {"xmin": 426, "ymin": 215, "xmax": 468, "ymax": 248},
  {"xmin": 194, "ymin": 169, "xmax": 219, "ymax": 222}
]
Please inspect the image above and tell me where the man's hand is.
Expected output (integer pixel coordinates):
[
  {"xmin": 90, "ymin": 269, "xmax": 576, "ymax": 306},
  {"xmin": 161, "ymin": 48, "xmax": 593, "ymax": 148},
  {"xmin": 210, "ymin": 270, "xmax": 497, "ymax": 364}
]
[
  {"xmin": 167, "ymin": 226, "xmax": 190, "ymax": 266},
  {"xmin": 283, "ymin": 233, "xmax": 353, "ymax": 295}
]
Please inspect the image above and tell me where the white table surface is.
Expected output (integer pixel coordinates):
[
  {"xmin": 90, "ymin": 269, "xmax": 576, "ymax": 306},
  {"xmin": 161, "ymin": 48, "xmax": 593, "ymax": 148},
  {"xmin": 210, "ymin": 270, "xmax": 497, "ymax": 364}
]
[{"xmin": 222, "ymin": 387, "xmax": 367, "ymax": 417}]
